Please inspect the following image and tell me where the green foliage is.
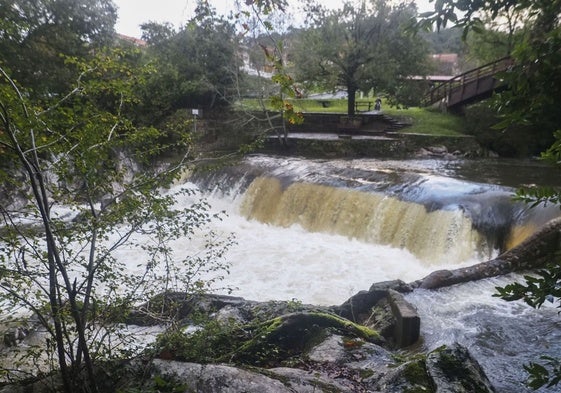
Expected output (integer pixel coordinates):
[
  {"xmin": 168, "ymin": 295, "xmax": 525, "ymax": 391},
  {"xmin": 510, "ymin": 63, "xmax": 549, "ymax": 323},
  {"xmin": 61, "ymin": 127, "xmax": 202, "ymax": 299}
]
[
  {"xmin": 524, "ymin": 357, "xmax": 561, "ymax": 390},
  {"xmin": 266, "ymin": 51, "xmax": 304, "ymax": 127},
  {"xmin": 463, "ymin": 101, "xmax": 550, "ymax": 157},
  {"xmin": 495, "ymin": 262, "xmax": 561, "ymax": 310},
  {"xmin": 422, "ymin": 27, "xmax": 465, "ymax": 55},
  {"xmin": 514, "ymin": 187, "xmax": 561, "ymax": 209},
  {"xmin": 292, "ymin": 0, "xmax": 431, "ymax": 115},
  {"xmin": 0, "ymin": 0, "xmax": 117, "ymax": 97},
  {"xmin": 0, "ymin": 46, "xmax": 234, "ymax": 392},
  {"xmin": 135, "ymin": 10, "xmax": 239, "ymax": 126},
  {"xmin": 233, "ymin": 0, "xmax": 305, "ymax": 144},
  {"xmin": 154, "ymin": 318, "xmax": 246, "ymax": 364}
]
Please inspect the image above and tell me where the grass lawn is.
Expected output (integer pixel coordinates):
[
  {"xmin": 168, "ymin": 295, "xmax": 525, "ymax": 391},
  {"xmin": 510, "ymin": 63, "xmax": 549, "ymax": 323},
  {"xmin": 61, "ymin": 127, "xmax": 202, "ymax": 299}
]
[
  {"xmin": 383, "ymin": 106, "xmax": 466, "ymax": 137},
  {"xmin": 236, "ymin": 98, "xmax": 466, "ymax": 137}
]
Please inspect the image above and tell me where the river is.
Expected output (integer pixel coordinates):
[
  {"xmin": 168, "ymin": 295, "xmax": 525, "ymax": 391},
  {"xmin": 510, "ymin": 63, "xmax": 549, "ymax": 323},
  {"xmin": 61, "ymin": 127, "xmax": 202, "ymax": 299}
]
[
  {"xmin": 186, "ymin": 154, "xmax": 561, "ymax": 393},
  {"xmin": 2, "ymin": 153, "xmax": 559, "ymax": 391}
]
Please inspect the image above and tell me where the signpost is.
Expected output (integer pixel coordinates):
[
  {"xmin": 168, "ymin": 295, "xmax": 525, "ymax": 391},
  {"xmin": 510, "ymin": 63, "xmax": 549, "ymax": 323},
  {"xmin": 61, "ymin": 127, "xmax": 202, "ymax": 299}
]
[{"xmin": 192, "ymin": 109, "xmax": 200, "ymax": 133}]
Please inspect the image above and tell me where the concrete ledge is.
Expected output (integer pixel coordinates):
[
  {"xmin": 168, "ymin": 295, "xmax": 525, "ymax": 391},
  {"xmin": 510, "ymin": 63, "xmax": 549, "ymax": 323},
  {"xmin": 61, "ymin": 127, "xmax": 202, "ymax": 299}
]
[{"xmin": 388, "ymin": 289, "xmax": 420, "ymax": 348}]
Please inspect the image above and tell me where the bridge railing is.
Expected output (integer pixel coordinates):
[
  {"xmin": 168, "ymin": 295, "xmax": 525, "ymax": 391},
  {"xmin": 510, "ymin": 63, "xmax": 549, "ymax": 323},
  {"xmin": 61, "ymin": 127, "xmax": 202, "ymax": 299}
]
[{"xmin": 422, "ymin": 56, "xmax": 514, "ymax": 106}]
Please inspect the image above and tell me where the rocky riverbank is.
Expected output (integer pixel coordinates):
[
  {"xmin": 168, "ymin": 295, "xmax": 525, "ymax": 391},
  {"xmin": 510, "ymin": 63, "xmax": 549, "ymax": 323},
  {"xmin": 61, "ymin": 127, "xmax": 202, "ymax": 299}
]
[
  {"xmin": 120, "ymin": 283, "xmax": 495, "ymax": 392},
  {"xmin": 4, "ymin": 216, "xmax": 561, "ymax": 392},
  {"xmin": 0, "ymin": 282, "xmax": 495, "ymax": 392}
]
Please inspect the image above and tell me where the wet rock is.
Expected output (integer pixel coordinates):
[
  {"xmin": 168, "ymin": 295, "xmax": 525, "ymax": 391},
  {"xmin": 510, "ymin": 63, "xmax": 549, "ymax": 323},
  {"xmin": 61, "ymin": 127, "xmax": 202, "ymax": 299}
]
[
  {"xmin": 307, "ymin": 333, "xmax": 395, "ymax": 391},
  {"xmin": 150, "ymin": 360, "xmax": 295, "ymax": 393},
  {"xmin": 307, "ymin": 334, "xmax": 348, "ymax": 363},
  {"xmin": 3, "ymin": 326, "xmax": 28, "ymax": 347},
  {"xmin": 387, "ymin": 289, "xmax": 420, "ymax": 348},
  {"xmin": 333, "ymin": 280, "xmax": 419, "ymax": 349},
  {"xmin": 375, "ymin": 357, "xmax": 434, "ymax": 393},
  {"xmin": 222, "ymin": 311, "xmax": 384, "ymax": 366},
  {"xmin": 375, "ymin": 343, "xmax": 495, "ymax": 393},
  {"xmin": 268, "ymin": 367, "xmax": 356, "ymax": 392},
  {"xmin": 127, "ymin": 293, "xmax": 251, "ymax": 325},
  {"xmin": 307, "ymin": 333, "xmax": 390, "ymax": 365},
  {"xmin": 334, "ymin": 280, "xmax": 412, "ymax": 322},
  {"xmin": 428, "ymin": 145, "xmax": 448, "ymax": 155},
  {"xmin": 426, "ymin": 343, "xmax": 496, "ymax": 392}
]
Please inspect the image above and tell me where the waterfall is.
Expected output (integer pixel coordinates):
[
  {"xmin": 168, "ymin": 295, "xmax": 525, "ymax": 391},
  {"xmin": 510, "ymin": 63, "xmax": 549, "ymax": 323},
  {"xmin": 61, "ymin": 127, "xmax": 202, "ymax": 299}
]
[
  {"xmin": 191, "ymin": 155, "xmax": 561, "ymax": 269},
  {"xmin": 240, "ymin": 176, "xmax": 488, "ymax": 265}
]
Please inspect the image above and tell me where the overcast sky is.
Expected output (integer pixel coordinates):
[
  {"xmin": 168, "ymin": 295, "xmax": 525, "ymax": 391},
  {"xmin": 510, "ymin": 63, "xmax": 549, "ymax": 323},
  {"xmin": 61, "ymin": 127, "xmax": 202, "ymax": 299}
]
[{"xmin": 113, "ymin": 0, "xmax": 434, "ymax": 38}]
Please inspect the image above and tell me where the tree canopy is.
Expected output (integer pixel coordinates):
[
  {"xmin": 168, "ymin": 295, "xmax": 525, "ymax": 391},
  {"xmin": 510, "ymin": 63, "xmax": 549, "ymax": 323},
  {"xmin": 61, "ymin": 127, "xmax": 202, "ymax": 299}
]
[
  {"xmin": 292, "ymin": 0, "xmax": 431, "ymax": 114},
  {"xmin": 0, "ymin": 0, "xmax": 117, "ymax": 97},
  {"xmin": 136, "ymin": 6, "xmax": 239, "ymax": 126}
]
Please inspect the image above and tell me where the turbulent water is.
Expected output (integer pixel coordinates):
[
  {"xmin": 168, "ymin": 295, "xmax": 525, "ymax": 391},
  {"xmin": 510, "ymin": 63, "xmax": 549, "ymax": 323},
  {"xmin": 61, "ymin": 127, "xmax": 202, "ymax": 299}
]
[
  {"xmin": 187, "ymin": 154, "xmax": 561, "ymax": 393},
  {"xmin": 3, "ymin": 154, "xmax": 560, "ymax": 391}
]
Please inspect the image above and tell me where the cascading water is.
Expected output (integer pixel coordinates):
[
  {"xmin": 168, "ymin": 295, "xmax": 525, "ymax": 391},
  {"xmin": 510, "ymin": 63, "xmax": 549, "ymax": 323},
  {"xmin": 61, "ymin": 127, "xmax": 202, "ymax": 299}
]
[
  {"xmin": 240, "ymin": 177, "xmax": 485, "ymax": 265},
  {"xmin": 190, "ymin": 154, "xmax": 561, "ymax": 393},
  {"xmin": 3, "ymin": 152, "xmax": 560, "ymax": 391}
]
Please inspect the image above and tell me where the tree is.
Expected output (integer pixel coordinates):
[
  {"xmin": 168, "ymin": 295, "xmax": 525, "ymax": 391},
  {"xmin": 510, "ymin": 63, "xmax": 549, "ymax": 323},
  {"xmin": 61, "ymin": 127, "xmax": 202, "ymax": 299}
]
[
  {"xmin": 292, "ymin": 0, "xmax": 431, "ymax": 115},
  {"xmin": 141, "ymin": 21, "xmax": 176, "ymax": 45},
  {"xmin": 134, "ymin": 4, "xmax": 240, "ymax": 126},
  {"xmin": 419, "ymin": 0, "xmax": 561, "ymax": 148},
  {"xmin": 0, "ymin": 48, "xmax": 233, "ymax": 392},
  {"xmin": 419, "ymin": 0, "xmax": 561, "ymax": 388},
  {"xmin": 0, "ymin": 0, "xmax": 117, "ymax": 98},
  {"xmin": 224, "ymin": 0, "xmax": 303, "ymax": 145}
]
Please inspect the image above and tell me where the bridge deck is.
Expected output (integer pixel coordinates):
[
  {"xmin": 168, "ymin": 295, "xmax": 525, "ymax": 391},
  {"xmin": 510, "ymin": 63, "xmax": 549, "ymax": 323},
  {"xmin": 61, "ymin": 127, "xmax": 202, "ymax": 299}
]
[{"xmin": 423, "ymin": 57, "xmax": 514, "ymax": 109}]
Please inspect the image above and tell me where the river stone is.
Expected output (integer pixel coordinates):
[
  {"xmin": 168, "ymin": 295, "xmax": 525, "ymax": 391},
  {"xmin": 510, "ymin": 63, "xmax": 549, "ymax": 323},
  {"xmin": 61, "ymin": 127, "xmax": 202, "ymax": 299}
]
[
  {"xmin": 305, "ymin": 333, "xmax": 395, "ymax": 391},
  {"xmin": 307, "ymin": 333, "xmax": 390, "ymax": 364},
  {"xmin": 151, "ymin": 360, "xmax": 294, "ymax": 392},
  {"xmin": 335, "ymin": 280, "xmax": 411, "ymax": 322},
  {"xmin": 127, "ymin": 293, "xmax": 250, "ymax": 325},
  {"xmin": 426, "ymin": 343, "xmax": 496, "ymax": 392},
  {"xmin": 268, "ymin": 367, "xmax": 355, "ymax": 392},
  {"xmin": 374, "ymin": 358, "xmax": 433, "ymax": 393},
  {"xmin": 307, "ymin": 334, "xmax": 347, "ymax": 363},
  {"xmin": 373, "ymin": 343, "xmax": 496, "ymax": 393}
]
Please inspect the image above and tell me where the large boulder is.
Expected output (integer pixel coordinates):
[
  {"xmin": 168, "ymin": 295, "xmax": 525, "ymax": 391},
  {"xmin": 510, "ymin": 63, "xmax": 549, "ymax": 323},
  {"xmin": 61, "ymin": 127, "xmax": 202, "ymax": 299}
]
[
  {"xmin": 426, "ymin": 343, "xmax": 496, "ymax": 393},
  {"xmin": 374, "ymin": 343, "xmax": 495, "ymax": 393},
  {"xmin": 332, "ymin": 280, "xmax": 420, "ymax": 349}
]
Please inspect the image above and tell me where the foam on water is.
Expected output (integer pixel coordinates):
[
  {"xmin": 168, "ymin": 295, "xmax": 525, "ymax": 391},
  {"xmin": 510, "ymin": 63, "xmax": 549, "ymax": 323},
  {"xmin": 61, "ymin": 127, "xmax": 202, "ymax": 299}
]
[
  {"xmin": 125, "ymin": 181, "xmax": 480, "ymax": 305},
  {"xmin": 406, "ymin": 276, "xmax": 561, "ymax": 393}
]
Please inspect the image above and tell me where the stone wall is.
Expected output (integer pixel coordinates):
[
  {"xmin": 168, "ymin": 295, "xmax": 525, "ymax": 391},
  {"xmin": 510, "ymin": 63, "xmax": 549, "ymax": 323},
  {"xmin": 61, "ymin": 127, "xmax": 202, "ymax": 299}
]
[{"xmin": 259, "ymin": 133, "xmax": 482, "ymax": 159}]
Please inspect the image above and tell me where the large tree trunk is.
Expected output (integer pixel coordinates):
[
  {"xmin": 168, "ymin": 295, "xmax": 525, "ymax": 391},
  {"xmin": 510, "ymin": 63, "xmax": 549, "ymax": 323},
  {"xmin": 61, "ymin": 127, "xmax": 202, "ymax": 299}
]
[
  {"xmin": 347, "ymin": 84, "xmax": 357, "ymax": 116},
  {"xmin": 411, "ymin": 217, "xmax": 561, "ymax": 290}
]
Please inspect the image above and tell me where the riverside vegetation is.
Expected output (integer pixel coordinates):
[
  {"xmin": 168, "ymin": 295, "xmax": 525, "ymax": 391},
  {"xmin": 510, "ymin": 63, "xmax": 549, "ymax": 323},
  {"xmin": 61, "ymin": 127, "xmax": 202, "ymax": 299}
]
[{"xmin": 2, "ymin": 0, "xmax": 561, "ymax": 391}]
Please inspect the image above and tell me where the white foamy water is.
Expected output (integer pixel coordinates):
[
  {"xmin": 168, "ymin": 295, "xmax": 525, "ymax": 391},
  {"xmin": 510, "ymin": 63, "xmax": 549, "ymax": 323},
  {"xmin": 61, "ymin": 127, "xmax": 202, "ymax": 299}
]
[
  {"xmin": 119, "ymin": 181, "xmax": 481, "ymax": 306},
  {"xmin": 3, "ymin": 156, "xmax": 561, "ymax": 392},
  {"xmin": 406, "ymin": 276, "xmax": 561, "ymax": 393}
]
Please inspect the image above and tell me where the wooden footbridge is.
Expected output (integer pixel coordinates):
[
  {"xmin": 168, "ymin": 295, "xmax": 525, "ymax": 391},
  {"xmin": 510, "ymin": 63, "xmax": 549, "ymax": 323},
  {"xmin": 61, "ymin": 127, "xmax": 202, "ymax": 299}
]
[{"xmin": 422, "ymin": 56, "xmax": 514, "ymax": 110}]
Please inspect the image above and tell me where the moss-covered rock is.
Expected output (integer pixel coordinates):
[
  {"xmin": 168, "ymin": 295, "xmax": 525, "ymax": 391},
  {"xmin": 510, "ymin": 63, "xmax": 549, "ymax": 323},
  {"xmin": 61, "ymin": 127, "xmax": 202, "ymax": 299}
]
[
  {"xmin": 426, "ymin": 344, "xmax": 496, "ymax": 393},
  {"xmin": 153, "ymin": 310, "xmax": 383, "ymax": 368},
  {"xmin": 374, "ymin": 343, "xmax": 495, "ymax": 393}
]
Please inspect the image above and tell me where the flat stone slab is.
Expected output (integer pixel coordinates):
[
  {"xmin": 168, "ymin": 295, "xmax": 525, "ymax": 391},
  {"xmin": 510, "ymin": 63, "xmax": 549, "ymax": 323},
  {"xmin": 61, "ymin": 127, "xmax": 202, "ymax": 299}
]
[{"xmin": 388, "ymin": 289, "xmax": 420, "ymax": 348}]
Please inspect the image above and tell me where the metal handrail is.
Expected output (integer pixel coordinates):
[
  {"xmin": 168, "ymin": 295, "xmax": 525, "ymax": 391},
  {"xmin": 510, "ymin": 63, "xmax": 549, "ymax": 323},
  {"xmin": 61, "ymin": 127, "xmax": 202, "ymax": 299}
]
[{"xmin": 423, "ymin": 56, "xmax": 514, "ymax": 106}]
